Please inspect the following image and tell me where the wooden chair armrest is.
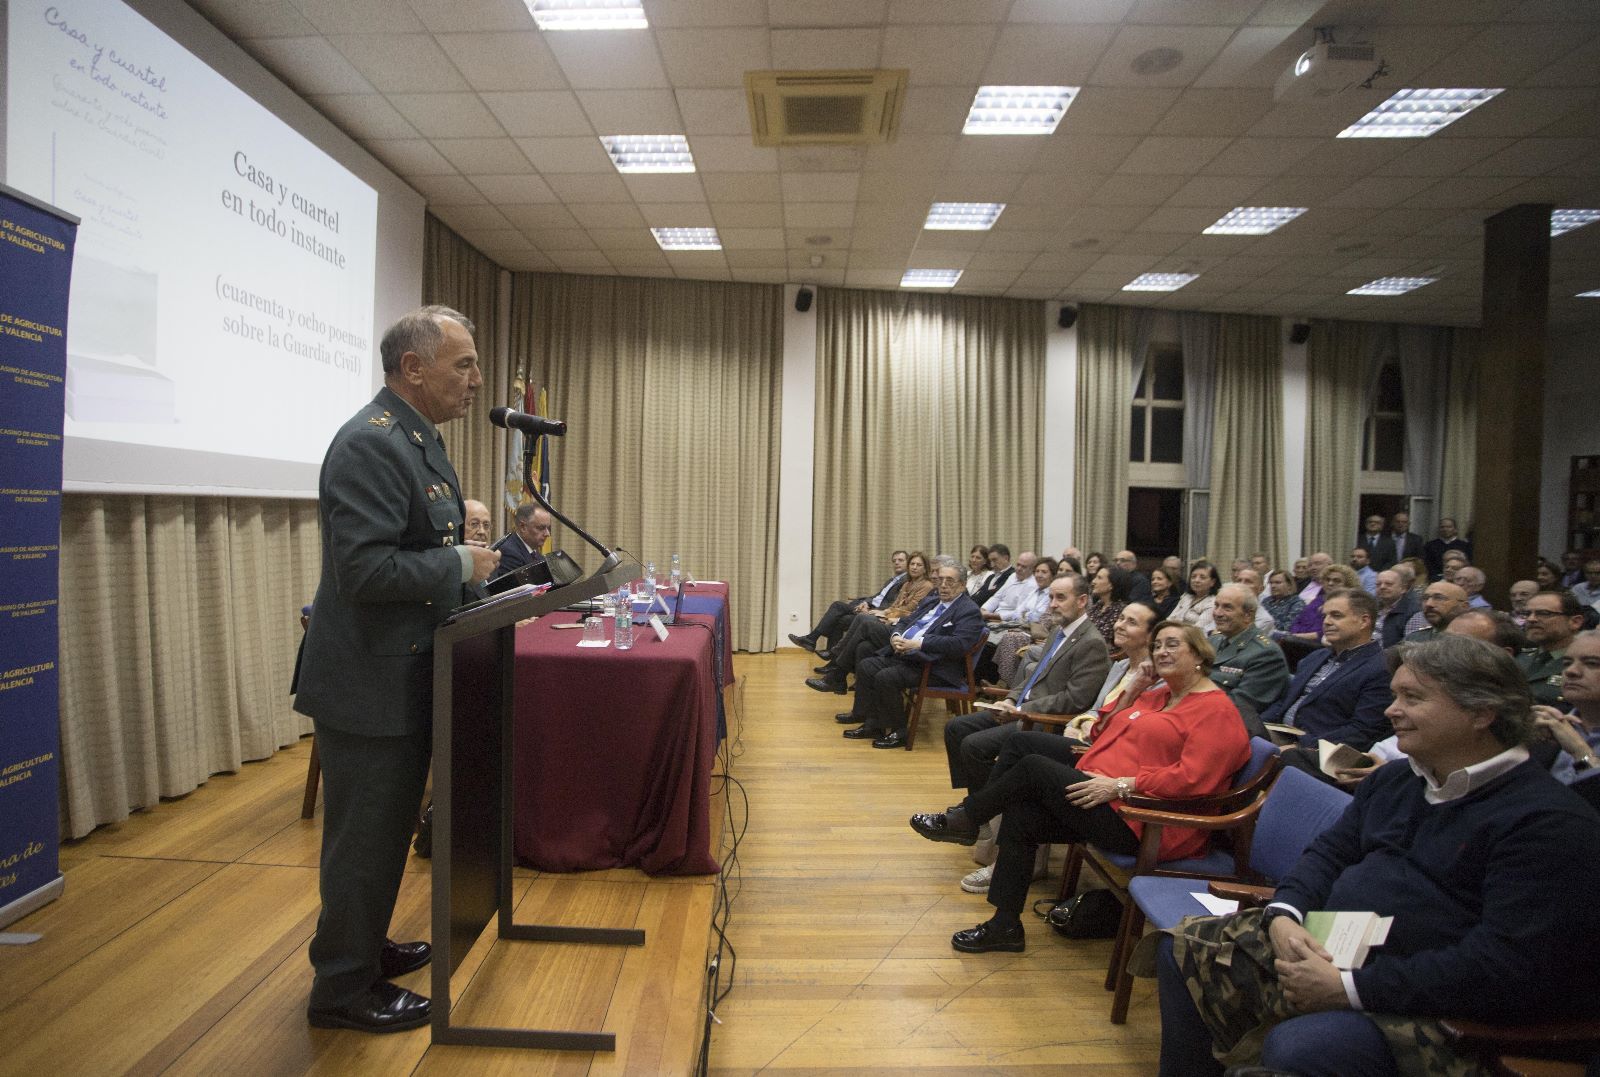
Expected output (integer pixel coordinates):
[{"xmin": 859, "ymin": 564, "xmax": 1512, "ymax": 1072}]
[
  {"xmin": 1017, "ymin": 711, "xmax": 1074, "ymax": 728},
  {"xmin": 1439, "ymin": 1017, "xmax": 1600, "ymax": 1048},
  {"xmin": 1117, "ymin": 796, "xmax": 1265, "ymax": 831},
  {"xmin": 1207, "ymin": 881, "xmax": 1275, "ymax": 906},
  {"xmin": 977, "ymin": 686, "xmax": 1010, "ymax": 700}
]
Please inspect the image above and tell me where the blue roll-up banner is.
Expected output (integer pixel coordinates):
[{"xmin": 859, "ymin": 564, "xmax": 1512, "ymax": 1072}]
[{"xmin": 0, "ymin": 183, "xmax": 77, "ymax": 930}]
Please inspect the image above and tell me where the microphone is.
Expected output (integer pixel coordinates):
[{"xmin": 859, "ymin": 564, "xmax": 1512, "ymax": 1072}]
[{"xmin": 489, "ymin": 407, "xmax": 567, "ymax": 438}]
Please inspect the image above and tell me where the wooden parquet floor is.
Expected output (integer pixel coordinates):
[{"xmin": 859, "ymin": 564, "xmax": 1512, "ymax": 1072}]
[{"xmin": 0, "ymin": 649, "xmax": 1161, "ymax": 1075}]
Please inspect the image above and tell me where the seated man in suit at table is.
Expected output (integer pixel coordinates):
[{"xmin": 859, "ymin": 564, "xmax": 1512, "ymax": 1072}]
[
  {"xmin": 491, "ymin": 502, "xmax": 552, "ymax": 579},
  {"xmin": 1264, "ymin": 590, "xmax": 1394, "ymax": 753},
  {"xmin": 462, "ymin": 499, "xmax": 492, "ymax": 547},
  {"xmin": 840, "ymin": 564, "xmax": 985, "ymax": 749}
]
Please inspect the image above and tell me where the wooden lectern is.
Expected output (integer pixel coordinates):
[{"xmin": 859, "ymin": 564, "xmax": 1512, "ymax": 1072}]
[{"xmin": 428, "ymin": 562, "xmax": 641, "ymax": 1051}]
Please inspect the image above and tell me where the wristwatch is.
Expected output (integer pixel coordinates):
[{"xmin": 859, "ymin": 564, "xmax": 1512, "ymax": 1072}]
[
  {"xmin": 1574, "ymin": 753, "xmax": 1598, "ymax": 772},
  {"xmin": 1114, "ymin": 777, "xmax": 1133, "ymax": 800}
]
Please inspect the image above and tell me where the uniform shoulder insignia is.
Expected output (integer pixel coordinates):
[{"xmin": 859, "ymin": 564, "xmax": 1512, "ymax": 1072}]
[
  {"xmin": 411, "ymin": 429, "xmax": 425, "ymax": 444},
  {"xmin": 367, "ymin": 415, "xmax": 391, "ymax": 427},
  {"xmin": 1257, "ymin": 634, "xmax": 1273, "ymax": 644}
]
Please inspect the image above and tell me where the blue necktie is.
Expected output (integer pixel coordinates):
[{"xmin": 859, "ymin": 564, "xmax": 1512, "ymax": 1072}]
[
  {"xmin": 1017, "ymin": 629, "xmax": 1067, "ymax": 705},
  {"xmin": 904, "ymin": 602, "xmax": 947, "ymax": 640}
]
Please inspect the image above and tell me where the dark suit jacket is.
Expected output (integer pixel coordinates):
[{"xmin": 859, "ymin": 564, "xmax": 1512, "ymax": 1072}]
[
  {"xmin": 490, "ymin": 531, "xmax": 543, "ymax": 577},
  {"xmin": 972, "ymin": 566, "xmax": 1014, "ymax": 607},
  {"xmin": 295, "ymin": 386, "xmax": 472, "ymax": 737},
  {"xmin": 1361, "ymin": 532, "xmax": 1397, "ymax": 571},
  {"xmin": 884, "ymin": 591, "xmax": 985, "ymax": 688},
  {"xmin": 1007, "ymin": 616, "xmax": 1110, "ymax": 715},
  {"xmin": 1378, "ymin": 589, "xmax": 1420, "ymax": 648},
  {"xmin": 1125, "ymin": 571, "xmax": 1153, "ymax": 604},
  {"xmin": 1388, "ymin": 531, "xmax": 1423, "ymax": 566},
  {"xmin": 1261, "ymin": 640, "xmax": 1393, "ymax": 750}
]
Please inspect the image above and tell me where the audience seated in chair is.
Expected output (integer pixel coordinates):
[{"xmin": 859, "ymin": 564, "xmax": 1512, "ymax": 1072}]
[
  {"xmin": 1150, "ymin": 634, "xmax": 1600, "ymax": 1077},
  {"xmin": 1402, "ymin": 580, "xmax": 1470, "ymax": 641},
  {"xmin": 1207, "ymin": 584, "xmax": 1290, "ymax": 718},
  {"xmin": 788, "ymin": 549, "xmax": 907, "ymax": 654},
  {"xmin": 1172, "ymin": 561, "xmax": 1220, "ymax": 634},
  {"xmin": 1262, "ymin": 590, "xmax": 1393, "ymax": 754},
  {"xmin": 1519, "ymin": 590, "xmax": 1585, "ymax": 708}
]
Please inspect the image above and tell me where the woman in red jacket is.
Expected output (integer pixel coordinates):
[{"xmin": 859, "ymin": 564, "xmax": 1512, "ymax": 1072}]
[{"xmin": 910, "ymin": 621, "xmax": 1250, "ymax": 953}]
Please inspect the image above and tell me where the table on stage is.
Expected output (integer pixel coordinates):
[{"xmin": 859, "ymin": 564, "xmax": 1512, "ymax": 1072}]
[{"xmin": 511, "ymin": 583, "xmax": 732, "ymax": 876}]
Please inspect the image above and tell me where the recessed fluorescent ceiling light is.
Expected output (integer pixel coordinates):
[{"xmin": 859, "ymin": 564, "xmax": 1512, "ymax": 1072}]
[
  {"xmin": 1577, "ymin": 289, "xmax": 1600, "ymax": 298},
  {"xmin": 1552, "ymin": 209, "xmax": 1600, "ymax": 237},
  {"xmin": 527, "ymin": 0, "xmax": 647, "ymax": 30},
  {"xmin": 600, "ymin": 135, "xmax": 694, "ymax": 173},
  {"xmin": 652, "ymin": 227, "xmax": 720, "ymax": 251},
  {"xmin": 1203, "ymin": 206, "xmax": 1308, "ymax": 235},
  {"xmin": 963, "ymin": 86, "xmax": 1078, "ymax": 135},
  {"xmin": 1347, "ymin": 276, "xmax": 1437, "ymax": 296},
  {"xmin": 1337, "ymin": 88, "xmax": 1503, "ymax": 138},
  {"xmin": 924, "ymin": 202, "xmax": 1006, "ymax": 230},
  {"xmin": 901, "ymin": 269, "xmax": 962, "ymax": 288},
  {"xmin": 1123, "ymin": 273, "xmax": 1198, "ymax": 292}
]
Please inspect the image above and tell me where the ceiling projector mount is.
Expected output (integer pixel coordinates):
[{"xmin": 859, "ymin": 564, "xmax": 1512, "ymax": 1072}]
[{"xmin": 1274, "ymin": 26, "xmax": 1389, "ymax": 103}]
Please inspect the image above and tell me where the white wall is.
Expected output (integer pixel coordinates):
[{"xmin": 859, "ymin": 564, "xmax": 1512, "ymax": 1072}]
[
  {"xmin": 774, "ymin": 285, "xmax": 818, "ymax": 638},
  {"xmin": 1540, "ymin": 326, "xmax": 1600, "ymax": 554}
]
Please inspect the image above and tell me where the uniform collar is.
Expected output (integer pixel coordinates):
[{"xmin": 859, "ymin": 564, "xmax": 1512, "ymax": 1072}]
[{"xmin": 380, "ymin": 385, "xmax": 440, "ymax": 442}]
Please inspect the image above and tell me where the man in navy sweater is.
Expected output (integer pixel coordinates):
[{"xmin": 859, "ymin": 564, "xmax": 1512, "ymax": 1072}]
[{"xmin": 1155, "ymin": 634, "xmax": 1600, "ymax": 1077}]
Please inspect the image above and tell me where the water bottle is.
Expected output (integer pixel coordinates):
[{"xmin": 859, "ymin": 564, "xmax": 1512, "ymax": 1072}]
[
  {"xmin": 614, "ymin": 605, "xmax": 634, "ymax": 650},
  {"xmin": 669, "ymin": 553, "xmax": 682, "ymax": 592},
  {"xmin": 642, "ymin": 561, "xmax": 657, "ymax": 605}
]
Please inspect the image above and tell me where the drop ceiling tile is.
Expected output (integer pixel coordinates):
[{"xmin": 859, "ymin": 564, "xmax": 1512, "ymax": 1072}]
[
  {"xmin": 966, "ymin": 250, "xmax": 1039, "ymax": 270},
  {"xmin": 468, "ymin": 174, "xmax": 559, "ymax": 203},
  {"xmin": 958, "ymin": 270, "xmax": 1024, "ymax": 289},
  {"xmin": 495, "ymin": 251, "xmax": 559, "ymax": 271},
  {"xmin": 1440, "ymin": 87, "xmax": 1600, "ymax": 140},
  {"xmin": 719, "ymin": 228, "xmax": 788, "ymax": 249},
  {"xmin": 1088, "ymin": 173, "xmax": 1185, "ymax": 205},
  {"xmin": 432, "ymin": 138, "xmax": 535, "ymax": 173},
  {"xmin": 655, "ymin": 28, "xmax": 772, "ymax": 87},
  {"xmin": 982, "ymin": 22, "xmax": 1119, "ymax": 84},
  {"xmin": 409, "ymin": 174, "xmax": 486, "ymax": 205},
  {"xmin": 1401, "ymin": 175, "xmax": 1526, "ymax": 209},
  {"xmin": 897, "ymin": 87, "xmax": 982, "ymax": 135},
  {"xmin": 778, "ymin": 146, "xmax": 868, "ymax": 171},
  {"xmin": 883, "ymin": 24, "xmax": 997, "ymax": 85},
  {"xmin": 525, "ymin": 229, "xmax": 597, "ymax": 250},
  {"xmin": 1465, "ymin": 137, "xmax": 1596, "ymax": 177},
  {"xmin": 864, "ymin": 136, "xmax": 960, "ymax": 173},
  {"xmin": 1064, "ymin": 206, "xmax": 1152, "ymax": 232},
  {"xmin": 573, "ymin": 90, "xmax": 686, "ymax": 135},
  {"xmin": 783, "ymin": 203, "xmax": 856, "ymax": 229},
  {"xmin": 1281, "ymin": 140, "xmax": 1408, "ymax": 178},
  {"xmin": 431, "ymin": 204, "xmax": 514, "ymax": 232},
  {"xmin": 567, "ymin": 201, "xmax": 648, "ymax": 227},
  {"xmin": 915, "ymin": 230, "xmax": 986, "ymax": 252},
  {"xmin": 407, "ymin": 0, "xmax": 533, "ymax": 32},
  {"xmin": 1164, "ymin": 173, "xmax": 1270, "ymax": 206},
  {"xmin": 1137, "ymin": 204, "xmax": 1230, "ymax": 233},
  {"xmin": 454, "ymin": 227, "xmax": 524, "ymax": 250},
  {"xmin": 1008, "ymin": 173, "xmax": 1106, "ymax": 205},
  {"xmin": 365, "ymin": 138, "xmax": 457, "ymax": 175},
  {"xmin": 246, "ymin": 37, "xmax": 376, "ymax": 95},
  {"xmin": 636, "ymin": 202, "xmax": 715, "ymax": 226},
  {"xmin": 982, "ymin": 231, "xmax": 1056, "ymax": 253},
  {"xmin": 933, "ymin": 173, "xmax": 1025, "ymax": 200},
  {"xmin": 295, "ymin": 0, "xmax": 425, "ymax": 35},
  {"xmin": 1244, "ymin": 99, "xmax": 1373, "ymax": 139},
  {"xmin": 711, "ymin": 202, "xmax": 784, "ymax": 227},
  {"xmin": 701, "ymin": 172, "xmax": 784, "ymax": 201},
  {"xmin": 1371, "ymin": 138, "xmax": 1518, "ymax": 178},
  {"xmin": 948, "ymin": 139, "xmax": 1045, "ymax": 172},
  {"xmin": 585, "ymin": 228, "xmax": 659, "ymax": 251},
  {"xmin": 548, "ymin": 251, "xmax": 615, "ymax": 270},
  {"xmin": 888, "ymin": 0, "xmax": 1010, "ymax": 21},
  {"xmin": 328, "ymin": 35, "xmax": 469, "ymax": 94},
  {"xmin": 1058, "ymin": 86, "xmax": 1181, "ymax": 136},
  {"xmin": 724, "ymin": 249, "xmax": 789, "ymax": 267},
  {"xmin": 1108, "ymin": 232, "xmax": 1190, "ymax": 255},
  {"xmin": 664, "ymin": 250, "xmax": 730, "ymax": 274},
  {"xmin": 987, "ymin": 204, "xmax": 1066, "ymax": 232},
  {"xmin": 771, "ymin": 28, "xmax": 883, "ymax": 69},
  {"xmin": 1155, "ymin": 89, "xmax": 1277, "ymax": 137},
  {"xmin": 513, "ymin": 137, "xmax": 615, "ymax": 173},
  {"xmin": 388, "ymin": 94, "xmax": 506, "ymax": 139},
  {"xmin": 623, "ymin": 175, "xmax": 708, "ymax": 202},
  {"xmin": 307, "ymin": 94, "xmax": 419, "ymax": 140},
  {"xmin": 1192, "ymin": 25, "xmax": 1301, "ymax": 88},
  {"xmin": 676, "ymin": 89, "xmax": 755, "ymax": 136},
  {"xmin": 434, "ymin": 32, "xmax": 568, "ymax": 92},
  {"xmin": 545, "ymin": 31, "xmax": 670, "ymax": 90},
  {"xmin": 609, "ymin": 250, "xmax": 671, "ymax": 272},
  {"xmin": 1200, "ymin": 137, "xmax": 1321, "ymax": 177},
  {"xmin": 768, "ymin": 1, "xmax": 888, "ymax": 28},
  {"xmin": 545, "ymin": 173, "xmax": 635, "ymax": 203},
  {"xmin": 1417, "ymin": 23, "xmax": 1590, "ymax": 87},
  {"xmin": 1089, "ymin": 25, "xmax": 1236, "ymax": 87},
  {"xmin": 782, "ymin": 173, "xmax": 860, "ymax": 201},
  {"xmin": 499, "ymin": 204, "xmax": 582, "ymax": 229},
  {"xmin": 644, "ymin": 0, "xmax": 768, "ymax": 28},
  {"xmin": 1117, "ymin": 135, "xmax": 1233, "ymax": 175},
  {"xmin": 846, "ymin": 268, "xmax": 905, "ymax": 287},
  {"xmin": 1008, "ymin": 0, "xmax": 1137, "ymax": 22},
  {"xmin": 479, "ymin": 92, "xmax": 594, "ymax": 138},
  {"xmin": 189, "ymin": 0, "xmax": 316, "ymax": 37},
  {"xmin": 691, "ymin": 136, "xmax": 780, "ymax": 172}
]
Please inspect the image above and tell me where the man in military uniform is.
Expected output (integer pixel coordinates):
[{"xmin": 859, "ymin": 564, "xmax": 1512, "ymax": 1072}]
[
  {"xmin": 1519, "ymin": 591, "xmax": 1585, "ymax": 707},
  {"xmin": 1208, "ymin": 584, "xmax": 1289, "ymax": 720},
  {"xmin": 295, "ymin": 306, "xmax": 500, "ymax": 1033}
]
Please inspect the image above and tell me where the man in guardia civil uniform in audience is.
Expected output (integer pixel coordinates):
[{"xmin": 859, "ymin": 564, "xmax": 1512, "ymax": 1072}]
[{"xmin": 1208, "ymin": 583, "xmax": 1290, "ymax": 721}]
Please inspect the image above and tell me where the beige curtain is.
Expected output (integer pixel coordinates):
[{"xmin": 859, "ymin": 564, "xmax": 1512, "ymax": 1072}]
[
  {"xmin": 510, "ymin": 272, "xmax": 783, "ymax": 652},
  {"xmin": 1439, "ymin": 327, "xmax": 1478, "ymax": 533},
  {"xmin": 57, "ymin": 496, "xmax": 319, "ymax": 838},
  {"xmin": 1206, "ymin": 314, "xmax": 1287, "ymax": 568},
  {"xmin": 811, "ymin": 288, "xmax": 1044, "ymax": 611},
  {"xmin": 423, "ymin": 214, "xmax": 505, "ymax": 525},
  {"xmin": 1072, "ymin": 303, "xmax": 1153, "ymax": 555},
  {"xmin": 1302, "ymin": 320, "xmax": 1382, "ymax": 558}
]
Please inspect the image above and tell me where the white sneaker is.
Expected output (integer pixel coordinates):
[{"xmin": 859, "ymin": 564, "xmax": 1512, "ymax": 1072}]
[{"xmin": 961, "ymin": 864, "xmax": 993, "ymax": 894}]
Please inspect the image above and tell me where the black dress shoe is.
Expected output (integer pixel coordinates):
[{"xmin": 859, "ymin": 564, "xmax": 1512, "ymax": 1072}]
[
  {"xmin": 842, "ymin": 725, "xmax": 876, "ymax": 739},
  {"xmin": 872, "ymin": 730, "xmax": 907, "ymax": 749},
  {"xmin": 788, "ymin": 632, "xmax": 818, "ymax": 653},
  {"xmin": 834, "ymin": 712, "xmax": 858, "ymax": 724},
  {"xmin": 805, "ymin": 675, "xmax": 847, "ymax": 694},
  {"xmin": 380, "ymin": 939, "xmax": 431, "ymax": 978},
  {"xmin": 814, "ymin": 663, "xmax": 834, "ymax": 674},
  {"xmin": 308, "ymin": 981, "xmax": 430, "ymax": 1033},
  {"xmin": 951, "ymin": 920, "xmax": 1025, "ymax": 954},
  {"xmin": 910, "ymin": 805, "xmax": 977, "ymax": 845}
]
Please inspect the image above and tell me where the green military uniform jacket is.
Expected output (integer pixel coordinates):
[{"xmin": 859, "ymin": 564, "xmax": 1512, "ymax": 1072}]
[
  {"xmin": 294, "ymin": 386, "xmax": 471, "ymax": 737},
  {"xmin": 1208, "ymin": 627, "xmax": 1291, "ymax": 715},
  {"xmin": 1517, "ymin": 646, "xmax": 1567, "ymax": 708}
]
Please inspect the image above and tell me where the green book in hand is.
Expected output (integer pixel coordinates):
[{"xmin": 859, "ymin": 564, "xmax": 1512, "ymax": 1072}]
[{"xmin": 1303, "ymin": 910, "xmax": 1393, "ymax": 970}]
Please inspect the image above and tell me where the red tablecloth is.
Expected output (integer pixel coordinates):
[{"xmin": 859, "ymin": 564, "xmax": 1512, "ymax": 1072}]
[{"xmin": 512, "ymin": 611, "xmax": 721, "ymax": 875}]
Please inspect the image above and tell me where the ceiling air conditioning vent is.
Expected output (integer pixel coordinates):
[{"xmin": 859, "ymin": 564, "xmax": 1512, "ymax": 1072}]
[{"xmin": 745, "ymin": 69, "xmax": 908, "ymax": 146}]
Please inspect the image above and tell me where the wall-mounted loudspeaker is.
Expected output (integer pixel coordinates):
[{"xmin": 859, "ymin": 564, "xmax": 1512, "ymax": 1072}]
[
  {"xmin": 1289, "ymin": 322, "xmax": 1311, "ymax": 345},
  {"xmin": 1057, "ymin": 304, "xmax": 1078, "ymax": 329},
  {"xmin": 795, "ymin": 287, "xmax": 814, "ymax": 313}
]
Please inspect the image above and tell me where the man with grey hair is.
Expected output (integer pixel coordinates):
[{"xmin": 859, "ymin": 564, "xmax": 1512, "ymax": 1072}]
[
  {"xmin": 492, "ymin": 500, "xmax": 552, "ymax": 578},
  {"xmin": 462, "ymin": 498, "xmax": 492, "ymax": 547},
  {"xmin": 1455, "ymin": 565, "xmax": 1490, "ymax": 610},
  {"xmin": 1155, "ymin": 634, "xmax": 1600, "ymax": 1077},
  {"xmin": 1208, "ymin": 584, "xmax": 1290, "ymax": 718},
  {"xmin": 296, "ymin": 305, "xmax": 499, "ymax": 1033}
]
